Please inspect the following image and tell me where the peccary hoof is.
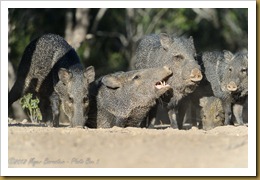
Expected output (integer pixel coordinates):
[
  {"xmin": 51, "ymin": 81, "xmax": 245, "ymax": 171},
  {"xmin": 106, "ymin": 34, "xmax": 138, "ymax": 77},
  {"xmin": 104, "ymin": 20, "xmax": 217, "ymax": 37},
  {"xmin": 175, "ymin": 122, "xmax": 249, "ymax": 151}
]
[
  {"xmin": 234, "ymin": 122, "xmax": 245, "ymax": 126},
  {"xmin": 170, "ymin": 123, "xmax": 179, "ymax": 129},
  {"xmin": 46, "ymin": 121, "xmax": 54, "ymax": 127}
]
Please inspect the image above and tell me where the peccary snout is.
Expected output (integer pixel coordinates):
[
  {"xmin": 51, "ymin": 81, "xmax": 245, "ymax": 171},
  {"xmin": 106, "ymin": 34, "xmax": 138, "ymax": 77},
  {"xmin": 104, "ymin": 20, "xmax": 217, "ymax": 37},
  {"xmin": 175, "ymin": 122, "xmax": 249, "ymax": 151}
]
[
  {"xmin": 190, "ymin": 68, "xmax": 203, "ymax": 82},
  {"xmin": 227, "ymin": 81, "xmax": 238, "ymax": 92},
  {"xmin": 69, "ymin": 103, "xmax": 87, "ymax": 128}
]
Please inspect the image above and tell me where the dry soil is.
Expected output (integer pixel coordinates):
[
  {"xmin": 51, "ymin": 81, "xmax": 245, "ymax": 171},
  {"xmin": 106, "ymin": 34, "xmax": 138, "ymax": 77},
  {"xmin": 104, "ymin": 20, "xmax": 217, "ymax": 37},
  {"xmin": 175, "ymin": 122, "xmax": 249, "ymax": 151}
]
[{"xmin": 8, "ymin": 120, "xmax": 248, "ymax": 168}]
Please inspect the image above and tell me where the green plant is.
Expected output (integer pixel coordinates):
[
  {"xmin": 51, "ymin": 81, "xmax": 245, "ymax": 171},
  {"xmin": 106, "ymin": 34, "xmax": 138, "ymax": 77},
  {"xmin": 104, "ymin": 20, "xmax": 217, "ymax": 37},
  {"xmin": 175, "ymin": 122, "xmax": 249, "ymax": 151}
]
[{"xmin": 20, "ymin": 93, "xmax": 42, "ymax": 123}]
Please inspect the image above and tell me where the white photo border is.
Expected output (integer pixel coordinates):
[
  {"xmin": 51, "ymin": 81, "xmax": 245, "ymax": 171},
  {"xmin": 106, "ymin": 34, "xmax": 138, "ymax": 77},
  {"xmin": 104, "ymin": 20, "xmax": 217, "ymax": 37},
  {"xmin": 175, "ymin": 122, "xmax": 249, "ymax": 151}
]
[{"xmin": 1, "ymin": 0, "xmax": 256, "ymax": 176}]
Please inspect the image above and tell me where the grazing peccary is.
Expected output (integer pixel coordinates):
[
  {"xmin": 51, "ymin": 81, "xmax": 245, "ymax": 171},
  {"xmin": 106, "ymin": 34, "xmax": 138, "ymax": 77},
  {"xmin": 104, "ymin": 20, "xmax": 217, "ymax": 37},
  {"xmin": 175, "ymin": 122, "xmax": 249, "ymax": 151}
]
[
  {"xmin": 86, "ymin": 66, "xmax": 172, "ymax": 128},
  {"xmin": 199, "ymin": 97, "xmax": 224, "ymax": 130},
  {"xmin": 202, "ymin": 50, "xmax": 248, "ymax": 125},
  {"xmin": 8, "ymin": 34, "xmax": 95, "ymax": 127},
  {"xmin": 134, "ymin": 33, "xmax": 202, "ymax": 128}
]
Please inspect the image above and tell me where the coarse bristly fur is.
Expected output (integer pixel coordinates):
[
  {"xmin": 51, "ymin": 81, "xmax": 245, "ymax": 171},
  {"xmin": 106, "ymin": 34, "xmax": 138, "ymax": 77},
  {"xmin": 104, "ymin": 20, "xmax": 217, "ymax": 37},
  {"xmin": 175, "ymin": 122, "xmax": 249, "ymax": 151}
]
[
  {"xmin": 199, "ymin": 96, "xmax": 225, "ymax": 130},
  {"xmin": 201, "ymin": 50, "xmax": 248, "ymax": 125},
  {"xmin": 134, "ymin": 33, "xmax": 202, "ymax": 128},
  {"xmin": 86, "ymin": 67, "xmax": 172, "ymax": 128},
  {"xmin": 8, "ymin": 34, "xmax": 95, "ymax": 127}
]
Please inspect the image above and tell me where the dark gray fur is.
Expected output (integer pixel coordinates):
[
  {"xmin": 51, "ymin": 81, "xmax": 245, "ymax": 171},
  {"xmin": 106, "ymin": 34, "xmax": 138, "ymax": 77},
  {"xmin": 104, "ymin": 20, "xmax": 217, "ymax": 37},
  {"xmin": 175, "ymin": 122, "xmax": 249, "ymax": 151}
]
[
  {"xmin": 202, "ymin": 50, "xmax": 248, "ymax": 125},
  {"xmin": 8, "ymin": 34, "xmax": 95, "ymax": 127},
  {"xmin": 176, "ymin": 50, "xmax": 248, "ymax": 128},
  {"xmin": 134, "ymin": 33, "xmax": 202, "ymax": 128},
  {"xmin": 86, "ymin": 67, "xmax": 172, "ymax": 128}
]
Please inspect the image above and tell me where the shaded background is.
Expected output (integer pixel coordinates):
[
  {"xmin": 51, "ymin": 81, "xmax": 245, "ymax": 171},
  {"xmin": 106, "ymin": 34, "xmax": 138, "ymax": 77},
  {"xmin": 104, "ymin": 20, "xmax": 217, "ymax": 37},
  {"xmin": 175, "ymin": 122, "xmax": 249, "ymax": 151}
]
[{"xmin": 8, "ymin": 8, "xmax": 248, "ymax": 120}]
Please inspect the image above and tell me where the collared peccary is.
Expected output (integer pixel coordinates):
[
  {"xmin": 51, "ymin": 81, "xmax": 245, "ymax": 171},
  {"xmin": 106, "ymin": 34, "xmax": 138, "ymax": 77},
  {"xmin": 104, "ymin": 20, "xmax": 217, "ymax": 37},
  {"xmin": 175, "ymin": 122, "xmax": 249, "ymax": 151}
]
[
  {"xmin": 176, "ymin": 50, "xmax": 248, "ymax": 128},
  {"xmin": 86, "ymin": 66, "xmax": 172, "ymax": 128},
  {"xmin": 199, "ymin": 96, "xmax": 225, "ymax": 130},
  {"xmin": 202, "ymin": 50, "xmax": 248, "ymax": 125},
  {"xmin": 8, "ymin": 34, "xmax": 95, "ymax": 127},
  {"xmin": 134, "ymin": 33, "xmax": 202, "ymax": 128}
]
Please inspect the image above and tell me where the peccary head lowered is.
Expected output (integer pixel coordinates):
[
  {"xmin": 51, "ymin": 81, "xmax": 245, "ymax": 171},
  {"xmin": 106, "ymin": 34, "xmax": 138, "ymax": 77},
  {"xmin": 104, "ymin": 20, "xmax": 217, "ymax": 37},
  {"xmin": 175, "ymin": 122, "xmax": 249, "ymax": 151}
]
[
  {"xmin": 199, "ymin": 97, "xmax": 224, "ymax": 130},
  {"xmin": 221, "ymin": 50, "xmax": 248, "ymax": 96},
  {"xmin": 135, "ymin": 33, "xmax": 202, "ymax": 101},
  {"xmin": 55, "ymin": 65, "xmax": 95, "ymax": 127},
  {"xmin": 94, "ymin": 66, "xmax": 172, "ymax": 128}
]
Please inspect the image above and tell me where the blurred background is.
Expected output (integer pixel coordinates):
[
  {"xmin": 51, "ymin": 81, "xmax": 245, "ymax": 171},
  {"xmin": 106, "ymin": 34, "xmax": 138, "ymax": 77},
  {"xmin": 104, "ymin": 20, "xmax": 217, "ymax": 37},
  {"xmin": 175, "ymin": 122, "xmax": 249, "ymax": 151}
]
[{"xmin": 8, "ymin": 8, "xmax": 248, "ymax": 120}]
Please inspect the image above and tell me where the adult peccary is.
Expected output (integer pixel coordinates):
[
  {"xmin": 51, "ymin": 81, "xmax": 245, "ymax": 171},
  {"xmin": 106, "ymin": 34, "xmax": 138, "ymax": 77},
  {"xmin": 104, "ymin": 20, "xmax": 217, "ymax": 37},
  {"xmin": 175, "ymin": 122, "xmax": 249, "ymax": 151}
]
[
  {"xmin": 199, "ymin": 96, "xmax": 224, "ymax": 130},
  {"xmin": 134, "ymin": 33, "xmax": 202, "ymax": 128},
  {"xmin": 178, "ymin": 50, "xmax": 248, "ymax": 128},
  {"xmin": 202, "ymin": 50, "xmax": 248, "ymax": 125},
  {"xmin": 86, "ymin": 66, "xmax": 172, "ymax": 128},
  {"xmin": 8, "ymin": 34, "xmax": 95, "ymax": 127}
]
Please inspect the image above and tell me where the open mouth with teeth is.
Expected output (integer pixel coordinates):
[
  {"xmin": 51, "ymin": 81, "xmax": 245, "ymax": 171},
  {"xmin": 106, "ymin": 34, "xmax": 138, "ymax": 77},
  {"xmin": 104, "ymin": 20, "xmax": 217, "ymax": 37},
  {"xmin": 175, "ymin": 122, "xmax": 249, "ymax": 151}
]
[
  {"xmin": 155, "ymin": 80, "xmax": 170, "ymax": 89},
  {"xmin": 155, "ymin": 75, "xmax": 171, "ymax": 90}
]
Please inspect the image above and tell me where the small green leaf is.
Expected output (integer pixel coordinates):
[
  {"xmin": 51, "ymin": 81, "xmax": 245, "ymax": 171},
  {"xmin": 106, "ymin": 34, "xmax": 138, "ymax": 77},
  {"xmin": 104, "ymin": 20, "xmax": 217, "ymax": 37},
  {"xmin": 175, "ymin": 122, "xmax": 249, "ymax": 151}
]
[{"xmin": 19, "ymin": 93, "xmax": 42, "ymax": 122}]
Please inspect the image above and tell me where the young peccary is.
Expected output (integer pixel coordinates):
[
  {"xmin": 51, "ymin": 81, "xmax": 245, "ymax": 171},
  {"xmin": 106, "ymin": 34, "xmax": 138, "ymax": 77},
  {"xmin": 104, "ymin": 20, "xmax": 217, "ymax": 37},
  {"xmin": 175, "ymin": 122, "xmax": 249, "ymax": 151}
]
[
  {"xmin": 86, "ymin": 66, "xmax": 172, "ymax": 128},
  {"xmin": 202, "ymin": 50, "xmax": 248, "ymax": 125},
  {"xmin": 134, "ymin": 33, "xmax": 202, "ymax": 128},
  {"xmin": 8, "ymin": 34, "xmax": 95, "ymax": 127},
  {"xmin": 199, "ymin": 96, "xmax": 225, "ymax": 130}
]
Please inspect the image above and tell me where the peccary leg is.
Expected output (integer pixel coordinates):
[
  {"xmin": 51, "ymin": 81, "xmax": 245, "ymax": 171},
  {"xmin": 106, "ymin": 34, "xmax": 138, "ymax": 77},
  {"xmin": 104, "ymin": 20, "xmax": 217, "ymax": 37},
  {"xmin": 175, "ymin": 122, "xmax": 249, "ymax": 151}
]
[
  {"xmin": 178, "ymin": 98, "xmax": 197, "ymax": 129},
  {"xmin": 191, "ymin": 103, "xmax": 198, "ymax": 127},
  {"xmin": 168, "ymin": 108, "xmax": 178, "ymax": 129},
  {"xmin": 147, "ymin": 105, "xmax": 158, "ymax": 129},
  {"xmin": 223, "ymin": 101, "xmax": 232, "ymax": 125},
  {"xmin": 191, "ymin": 98, "xmax": 202, "ymax": 127},
  {"xmin": 50, "ymin": 92, "xmax": 60, "ymax": 127},
  {"xmin": 177, "ymin": 105, "xmax": 186, "ymax": 130},
  {"xmin": 139, "ymin": 119, "xmax": 146, "ymax": 128},
  {"xmin": 8, "ymin": 79, "xmax": 24, "ymax": 107},
  {"xmin": 243, "ymin": 98, "xmax": 248, "ymax": 124},
  {"xmin": 39, "ymin": 97, "xmax": 53, "ymax": 126},
  {"xmin": 115, "ymin": 118, "xmax": 126, "ymax": 127},
  {"xmin": 233, "ymin": 103, "xmax": 244, "ymax": 125}
]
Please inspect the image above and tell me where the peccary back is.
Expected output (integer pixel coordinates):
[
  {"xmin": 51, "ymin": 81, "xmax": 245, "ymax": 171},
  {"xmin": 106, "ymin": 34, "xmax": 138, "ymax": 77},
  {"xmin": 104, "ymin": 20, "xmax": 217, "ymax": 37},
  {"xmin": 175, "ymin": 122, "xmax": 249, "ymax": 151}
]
[
  {"xmin": 8, "ymin": 34, "xmax": 95, "ymax": 127},
  {"xmin": 134, "ymin": 33, "xmax": 202, "ymax": 128},
  {"xmin": 86, "ymin": 66, "xmax": 172, "ymax": 128}
]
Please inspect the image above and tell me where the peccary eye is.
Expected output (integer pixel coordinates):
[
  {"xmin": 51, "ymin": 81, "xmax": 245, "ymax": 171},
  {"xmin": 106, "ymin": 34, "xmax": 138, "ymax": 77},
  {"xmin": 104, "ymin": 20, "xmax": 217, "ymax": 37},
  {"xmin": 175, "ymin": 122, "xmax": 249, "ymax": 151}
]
[
  {"xmin": 133, "ymin": 75, "xmax": 140, "ymax": 80},
  {"xmin": 68, "ymin": 97, "xmax": 74, "ymax": 104},
  {"xmin": 173, "ymin": 54, "xmax": 184, "ymax": 61},
  {"xmin": 83, "ymin": 97, "xmax": 89, "ymax": 104},
  {"xmin": 241, "ymin": 68, "xmax": 247, "ymax": 74},
  {"xmin": 228, "ymin": 67, "xmax": 232, "ymax": 72}
]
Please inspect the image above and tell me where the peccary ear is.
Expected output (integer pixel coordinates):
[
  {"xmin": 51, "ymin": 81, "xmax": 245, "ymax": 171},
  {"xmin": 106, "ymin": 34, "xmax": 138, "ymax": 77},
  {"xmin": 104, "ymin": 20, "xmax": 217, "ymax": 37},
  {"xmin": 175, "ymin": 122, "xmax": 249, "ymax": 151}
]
[
  {"xmin": 189, "ymin": 36, "xmax": 194, "ymax": 44},
  {"xmin": 223, "ymin": 50, "xmax": 234, "ymax": 61},
  {"xmin": 189, "ymin": 36, "xmax": 196, "ymax": 53},
  {"xmin": 58, "ymin": 68, "xmax": 72, "ymax": 84},
  {"xmin": 84, "ymin": 66, "xmax": 95, "ymax": 83},
  {"xmin": 159, "ymin": 33, "xmax": 171, "ymax": 51},
  {"xmin": 101, "ymin": 75, "xmax": 121, "ymax": 89}
]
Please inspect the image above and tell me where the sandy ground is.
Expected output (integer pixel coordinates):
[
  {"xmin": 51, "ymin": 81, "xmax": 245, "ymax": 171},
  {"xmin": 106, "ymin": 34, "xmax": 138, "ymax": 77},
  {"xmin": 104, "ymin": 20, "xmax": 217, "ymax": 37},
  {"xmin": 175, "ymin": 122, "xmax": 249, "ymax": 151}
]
[{"xmin": 7, "ymin": 119, "xmax": 248, "ymax": 169}]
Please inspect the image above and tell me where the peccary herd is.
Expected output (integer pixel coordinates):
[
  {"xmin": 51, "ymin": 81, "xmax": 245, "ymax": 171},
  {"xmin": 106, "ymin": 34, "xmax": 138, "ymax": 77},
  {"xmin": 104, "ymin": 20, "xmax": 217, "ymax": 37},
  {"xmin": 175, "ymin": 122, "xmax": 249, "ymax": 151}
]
[{"xmin": 8, "ymin": 33, "xmax": 248, "ymax": 130}]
